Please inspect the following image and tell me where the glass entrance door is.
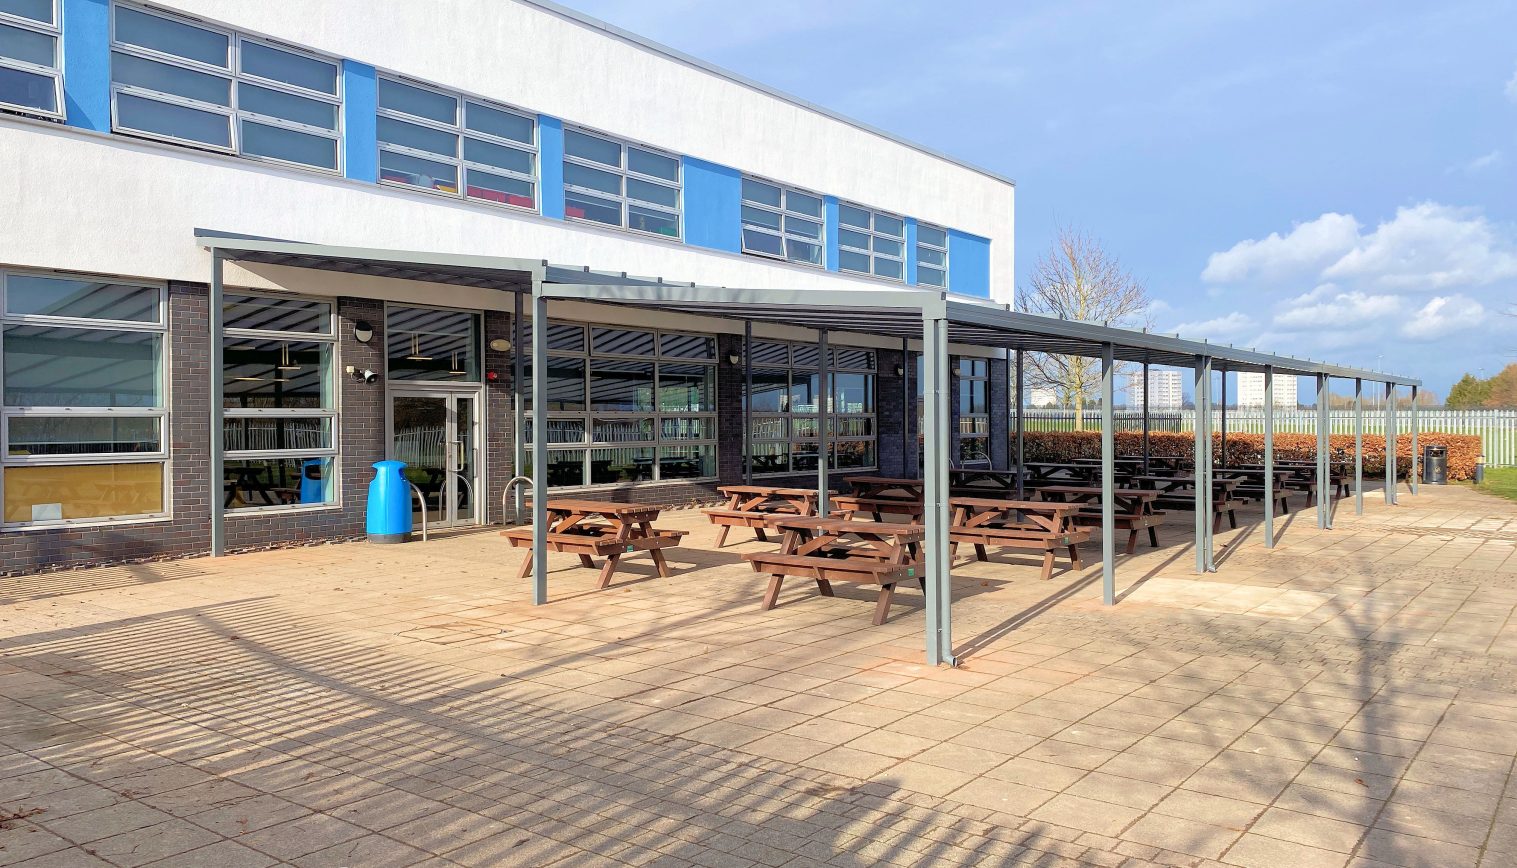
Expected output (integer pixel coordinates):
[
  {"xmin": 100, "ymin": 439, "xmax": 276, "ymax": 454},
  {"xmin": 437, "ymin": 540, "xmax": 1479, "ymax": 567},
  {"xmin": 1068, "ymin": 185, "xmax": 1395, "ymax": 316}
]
[{"xmin": 390, "ymin": 391, "xmax": 480, "ymax": 528}]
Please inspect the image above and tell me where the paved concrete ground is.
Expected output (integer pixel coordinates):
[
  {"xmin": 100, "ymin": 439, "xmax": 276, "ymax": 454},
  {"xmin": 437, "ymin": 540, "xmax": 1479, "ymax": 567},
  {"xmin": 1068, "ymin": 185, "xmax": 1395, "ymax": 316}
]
[{"xmin": 2, "ymin": 483, "xmax": 1515, "ymax": 867}]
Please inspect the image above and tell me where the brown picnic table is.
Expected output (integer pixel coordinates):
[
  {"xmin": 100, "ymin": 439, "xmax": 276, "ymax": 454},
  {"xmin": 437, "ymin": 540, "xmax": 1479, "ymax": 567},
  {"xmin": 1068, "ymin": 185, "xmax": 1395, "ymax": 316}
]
[
  {"xmin": 1035, "ymin": 486, "xmax": 1164, "ymax": 554},
  {"xmin": 703, "ymin": 484, "xmax": 831, "ymax": 547},
  {"xmin": 1132, "ymin": 475, "xmax": 1249, "ymax": 531},
  {"xmin": 502, "ymin": 499, "xmax": 687, "ymax": 588},
  {"xmin": 844, "ymin": 475, "xmax": 925, "ymax": 501},
  {"xmin": 1211, "ymin": 467, "xmax": 1306, "ymax": 509},
  {"xmin": 744, "ymin": 516, "xmax": 925, "ymax": 624},
  {"xmin": 948, "ymin": 498, "xmax": 1090, "ymax": 580},
  {"xmin": 949, "ymin": 468, "xmax": 1020, "ymax": 498}
]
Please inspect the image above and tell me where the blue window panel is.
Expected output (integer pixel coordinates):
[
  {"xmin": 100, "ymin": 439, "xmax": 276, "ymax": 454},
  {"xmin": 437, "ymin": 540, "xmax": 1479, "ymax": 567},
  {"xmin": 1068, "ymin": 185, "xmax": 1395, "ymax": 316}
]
[
  {"xmin": 538, "ymin": 115, "xmax": 565, "ymax": 219},
  {"xmin": 823, "ymin": 196, "xmax": 839, "ymax": 273},
  {"xmin": 681, "ymin": 157, "xmax": 740, "ymax": 253},
  {"xmin": 61, "ymin": 0, "xmax": 109, "ymax": 130},
  {"xmin": 948, "ymin": 229, "xmax": 991, "ymax": 298},
  {"xmin": 904, "ymin": 218, "xmax": 918, "ymax": 287},
  {"xmin": 341, "ymin": 60, "xmax": 377, "ymax": 182}
]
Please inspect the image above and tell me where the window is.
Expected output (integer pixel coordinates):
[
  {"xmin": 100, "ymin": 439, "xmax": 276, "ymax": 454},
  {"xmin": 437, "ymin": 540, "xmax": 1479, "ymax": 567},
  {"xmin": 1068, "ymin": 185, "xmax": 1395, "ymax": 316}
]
[
  {"xmin": 386, "ymin": 305, "xmax": 481, "ymax": 381},
  {"xmin": 0, "ymin": 0, "xmax": 61, "ymax": 117},
  {"xmin": 524, "ymin": 325, "xmax": 715, "ymax": 486},
  {"xmin": 376, "ymin": 75, "xmax": 537, "ymax": 210},
  {"xmin": 747, "ymin": 342, "xmax": 876, "ymax": 476},
  {"xmin": 916, "ymin": 223, "xmax": 949, "ymax": 288},
  {"xmin": 837, "ymin": 203, "xmax": 905, "ymax": 281},
  {"xmin": 957, "ymin": 358, "xmax": 989, "ymax": 464},
  {"xmin": 739, "ymin": 177, "xmax": 823, "ymax": 267},
  {"xmin": 109, "ymin": 3, "xmax": 341, "ymax": 171},
  {"xmin": 562, "ymin": 128, "xmax": 681, "ymax": 239},
  {"xmin": 1, "ymin": 271, "xmax": 167, "ymax": 527},
  {"xmin": 222, "ymin": 292, "xmax": 336, "ymax": 511}
]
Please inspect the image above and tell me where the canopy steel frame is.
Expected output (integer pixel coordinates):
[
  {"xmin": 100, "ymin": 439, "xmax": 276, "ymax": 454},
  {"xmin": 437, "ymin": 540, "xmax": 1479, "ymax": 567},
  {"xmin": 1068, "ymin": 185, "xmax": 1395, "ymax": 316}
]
[{"xmin": 1263, "ymin": 366, "xmax": 1275, "ymax": 548}]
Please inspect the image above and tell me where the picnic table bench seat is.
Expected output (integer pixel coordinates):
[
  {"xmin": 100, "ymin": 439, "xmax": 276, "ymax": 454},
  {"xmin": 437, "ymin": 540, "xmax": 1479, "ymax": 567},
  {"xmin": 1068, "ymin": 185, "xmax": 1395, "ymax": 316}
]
[
  {"xmin": 704, "ymin": 485, "xmax": 829, "ymax": 547},
  {"xmin": 741, "ymin": 552, "xmax": 922, "ymax": 625},
  {"xmin": 832, "ymin": 495, "xmax": 923, "ymax": 521},
  {"xmin": 503, "ymin": 501, "xmax": 687, "ymax": 588},
  {"xmin": 948, "ymin": 523, "xmax": 1091, "ymax": 580}
]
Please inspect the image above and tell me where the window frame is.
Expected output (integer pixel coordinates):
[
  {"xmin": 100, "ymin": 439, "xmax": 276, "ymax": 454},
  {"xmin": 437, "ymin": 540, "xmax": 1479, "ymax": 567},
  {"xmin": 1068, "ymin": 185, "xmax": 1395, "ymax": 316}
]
[
  {"xmin": 526, "ymin": 323, "xmax": 717, "ymax": 488},
  {"xmin": 738, "ymin": 175, "xmax": 825, "ymax": 268},
  {"xmin": 561, "ymin": 125, "xmax": 683, "ymax": 241},
  {"xmin": 957, "ymin": 357, "xmax": 990, "ymax": 466},
  {"xmin": 221, "ymin": 290, "xmax": 340, "ymax": 515},
  {"xmin": 107, "ymin": 2, "xmax": 343, "ymax": 174},
  {"xmin": 0, "ymin": 268, "xmax": 171, "ymax": 529},
  {"xmin": 375, "ymin": 72, "xmax": 539, "ymax": 213},
  {"xmin": 0, "ymin": 0, "xmax": 63, "ymax": 119},
  {"xmin": 748, "ymin": 341, "xmax": 878, "ymax": 477},
  {"xmin": 915, "ymin": 222, "xmax": 950, "ymax": 289},
  {"xmin": 837, "ymin": 201, "xmax": 906, "ymax": 282}
]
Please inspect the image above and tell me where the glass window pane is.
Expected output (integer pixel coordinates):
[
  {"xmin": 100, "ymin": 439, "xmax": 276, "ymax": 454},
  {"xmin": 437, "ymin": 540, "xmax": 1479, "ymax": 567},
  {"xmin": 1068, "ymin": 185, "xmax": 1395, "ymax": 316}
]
[
  {"xmin": 592, "ymin": 417, "xmax": 653, "ymax": 442},
  {"xmin": 114, "ymin": 7, "xmax": 228, "ymax": 68},
  {"xmin": 918, "ymin": 225, "xmax": 947, "ymax": 247},
  {"xmin": 463, "ymin": 136, "xmax": 532, "ymax": 175},
  {"xmin": 626, "ymin": 177, "xmax": 678, "ymax": 209},
  {"xmin": 659, "ymin": 363, "xmax": 713, "ymax": 412},
  {"xmin": 0, "ymin": 21, "xmax": 53, "ymax": 65},
  {"xmin": 4, "ymin": 462, "xmax": 163, "ymax": 523},
  {"xmin": 386, "ymin": 306, "xmax": 479, "ymax": 382},
  {"xmin": 223, "ymin": 338, "xmax": 331, "ymax": 408},
  {"xmin": 0, "ymin": 63, "xmax": 54, "ymax": 111},
  {"xmin": 839, "ymin": 204, "xmax": 870, "ymax": 228},
  {"xmin": 740, "ymin": 228, "xmax": 783, "ymax": 257},
  {"xmin": 872, "ymin": 237, "xmax": 902, "ymax": 257},
  {"xmin": 792, "ymin": 442, "xmax": 820, "ymax": 472},
  {"xmin": 741, "ymin": 178, "xmax": 781, "ymax": 207},
  {"xmin": 740, "ymin": 204, "xmax": 781, "ymax": 231},
  {"xmin": 564, "ymin": 129, "xmax": 620, "ymax": 166},
  {"xmin": 241, "ymin": 120, "xmax": 336, "ymax": 170},
  {"xmin": 4, "ymin": 326, "xmax": 160, "ymax": 407},
  {"xmin": 629, "ymin": 205, "xmax": 678, "ymax": 238},
  {"xmin": 751, "ymin": 416, "xmax": 786, "ymax": 440},
  {"xmin": 784, "ymin": 216, "xmax": 821, "ymax": 239},
  {"xmin": 660, "ymin": 417, "xmax": 709, "ymax": 440},
  {"xmin": 589, "ymin": 359, "xmax": 654, "ymax": 412},
  {"xmin": 592, "ymin": 327, "xmax": 655, "ymax": 356},
  {"xmin": 523, "ymin": 356, "xmax": 586, "ymax": 411},
  {"xmin": 833, "ymin": 372, "xmax": 874, "ymax": 413},
  {"xmin": 239, "ymin": 82, "xmax": 336, "ymax": 129},
  {"xmin": 563, "ymin": 190, "xmax": 619, "ymax": 226},
  {"xmin": 0, "ymin": 0, "xmax": 52, "ymax": 24},
  {"xmin": 378, "ymin": 77, "xmax": 456, "ymax": 123},
  {"xmin": 838, "ymin": 228, "xmax": 869, "ymax": 250},
  {"xmin": 8, "ymin": 416, "xmax": 160, "ymax": 456},
  {"xmin": 874, "ymin": 257, "xmax": 903, "ymax": 280},
  {"xmin": 832, "ymin": 348, "xmax": 874, "ymax": 370},
  {"xmin": 590, "ymin": 447, "xmax": 653, "ymax": 483},
  {"xmin": 223, "ymin": 416, "xmax": 330, "ymax": 452},
  {"xmin": 749, "ymin": 369, "xmax": 787, "ymax": 413},
  {"xmin": 838, "ymin": 250, "xmax": 869, "ymax": 274},
  {"xmin": 523, "ymin": 418, "xmax": 586, "ymax": 444},
  {"xmin": 917, "ymin": 266, "xmax": 945, "ymax": 287},
  {"xmin": 465, "ymin": 101, "xmax": 533, "ymax": 144},
  {"xmin": 7, "ymin": 276, "xmax": 160, "ymax": 322},
  {"xmin": 239, "ymin": 41, "xmax": 336, "ymax": 95},
  {"xmin": 223, "ymin": 293, "xmax": 331, "ymax": 333},
  {"xmin": 224, "ymin": 456, "xmax": 333, "ymax": 510},
  {"xmin": 748, "ymin": 441, "xmax": 788, "ymax": 475},
  {"xmin": 521, "ymin": 322, "xmax": 585, "ymax": 353},
  {"xmin": 112, "ymin": 50, "xmax": 228, "ymax": 104},
  {"xmin": 875, "ymin": 213, "xmax": 904, "ymax": 237},
  {"xmin": 785, "ymin": 190, "xmax": 822, "ymax": 217},
  {"xmin": 531, "ymin": 448, "xmax": 585, "ymax": 487},
  {"xmin": 378, "ymin": 115, "xmax": 456, "ymax": 157},
  {"xmin": 785, "ymin": 238, "xmax": 822, "ymax": 265},
  {"xmin": 751, "ymin": 342, "xmax": 787, "ymax": 366},
  {"xmin": 659, "ymin": 445, "xmax": 712, "ymax": 479},
  {"xmin": 835, "ymin": 439, "xmax": 875, "ymax": 470},
  {"xmin": 116, "ymin": 92, "xmax": 230, "ymax": 147},
  {"xmin": 658, "ymin": 333, "xmax": 714, "ymax": 359},
  {"xmin": 627, "ymin": 147, "xmax": 677, "ymax": 181},
  {"xmin": 918, "ymin": 246, "xmax": 945, "ymax": 267},
  {"xmin": 563, "ymin": 161, "xmax": 620, "ymax": 195},
  {"xmin": 792, "ymin": 345, "xmax": 819, "ymax": 369},
  {"xmin": 465, "ymin": 169, "xmax": 533, "ymax": 208},
  {"xmin": 379, "ymin": 149, "xmax": 457, "ymax": 192},
  {"xmin": 833, "ymin": 416, "xmax": 874, "ymax": 438},
  {"xmin": 790, "ymin": 373, "xmax": 821, "ymax": 414}
]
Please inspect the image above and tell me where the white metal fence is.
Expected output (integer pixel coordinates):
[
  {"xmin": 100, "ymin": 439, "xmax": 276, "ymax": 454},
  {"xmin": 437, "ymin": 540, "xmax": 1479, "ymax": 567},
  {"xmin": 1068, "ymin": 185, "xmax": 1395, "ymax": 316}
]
[{"xmin": 1020, "ymin": 409, "xmax": 1517, "ymax": 466}]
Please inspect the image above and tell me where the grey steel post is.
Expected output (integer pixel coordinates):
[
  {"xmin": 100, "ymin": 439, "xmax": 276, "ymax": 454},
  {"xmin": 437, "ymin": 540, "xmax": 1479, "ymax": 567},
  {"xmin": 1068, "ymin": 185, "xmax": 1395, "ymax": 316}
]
[
  {"xmin": 901, "ymin": 336, "xmax": 910, "ymax": 476},
  {"xmin": 1141, "ymin": 361, "xmax": 1151, "ymax": 475},
  {"xmin": 1015, "ymin": 349, "xmax": 1025, "ymax": 500},
  {"xmin": 512, "ymin": 291, "xmax": 525, "ymax": 523},
  {"xmin": 1193, "ymin": 357, "xmax": 1207, "ymax": 573},
  {"xmin": 817, "ymin": 329, "xmax": 830, "ymax": 515},
  {"xmin": 1263, "ymin": 366, "xmax": 1275, "ymax": 548},
  {"xmin": 744, "ymin": 320, "xmax": 753, "ymax": 485},
  {"xmin": 922, "ymin": 315, "xmax": 953, "ymax": 665},
  {"xmin": 1317, "ymin": 374, "xmax": 1331, "ymax": 530},
  {"xmin": 209, "ymin": 250, "xmax": 225, "ymax": 557},
  {"xmin": 1100, "ymin": 343, "xmax": 1116, "ymax": 605},
  {"xmin": 1409, "ymin": 386, "xmax": 1419, "ymax": 495},
  {"xmin": 1201, "ymin": 359, "xmax": 1215, "ymax": 570},
  {"xmin": 530, "ymin": 287, "xmax": 549, "ymax": 605},
  {"xmin": 1354, "ymin": 378, "xmax": 1364, "ymax": 515},
  {"xmin": 1219, "ymin": 368, "xmax": 1228, "ymax": 468},
  {"xmin": 1384, "ymin": 382, "xmax": 1396, "ymax": 505}
]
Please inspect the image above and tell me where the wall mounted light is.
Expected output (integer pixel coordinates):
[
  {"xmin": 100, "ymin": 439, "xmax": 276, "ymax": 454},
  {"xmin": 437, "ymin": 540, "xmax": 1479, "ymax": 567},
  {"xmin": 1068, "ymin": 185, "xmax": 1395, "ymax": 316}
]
[
  {"xmin": 727, "ymin": 353, "xmax": 742, "ymax": 365},
  {"xmin": 353, "ymin": 321, "xmax": 373, "ymax": 343},
  {"xmin": 894, "ymin": 365, "xmax": 905, "ymax": 377},
  {"xmin": 489, "ymin": 338, "xmax": 512, "ymax": 353}
]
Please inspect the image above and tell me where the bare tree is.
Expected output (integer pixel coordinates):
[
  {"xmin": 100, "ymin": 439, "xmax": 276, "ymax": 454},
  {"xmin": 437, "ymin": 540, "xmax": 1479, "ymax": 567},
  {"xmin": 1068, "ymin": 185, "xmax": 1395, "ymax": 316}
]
[{"xmin": 1017, "ymin": 225, "xmax": 1152, "ymax": 429}]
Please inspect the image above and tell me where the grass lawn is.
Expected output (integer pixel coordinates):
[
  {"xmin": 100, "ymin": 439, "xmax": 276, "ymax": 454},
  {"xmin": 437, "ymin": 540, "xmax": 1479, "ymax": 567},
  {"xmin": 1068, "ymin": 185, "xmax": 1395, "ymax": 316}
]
[{"xmin": 1477, "ymin": 466, "xmax": 1517, "ymax": 502}]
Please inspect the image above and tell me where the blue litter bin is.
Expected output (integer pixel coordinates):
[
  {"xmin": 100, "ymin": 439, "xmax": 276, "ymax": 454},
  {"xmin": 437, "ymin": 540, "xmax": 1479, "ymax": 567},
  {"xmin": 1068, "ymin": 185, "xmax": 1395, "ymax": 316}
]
[
  {"xmin": 300, "ymin": 458, "xmax": 326, "ymax": 504},
  {"xmin": 367, "ymin": 460, "xmax": 412, "ymax": 544}
]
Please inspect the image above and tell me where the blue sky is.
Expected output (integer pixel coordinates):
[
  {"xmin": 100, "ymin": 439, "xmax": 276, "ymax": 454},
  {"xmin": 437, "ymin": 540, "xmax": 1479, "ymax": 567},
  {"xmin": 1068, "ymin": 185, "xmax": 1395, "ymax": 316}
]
[{"xmin": 561, "ymin": 0, "xmax": 1516, "ymax": 399}]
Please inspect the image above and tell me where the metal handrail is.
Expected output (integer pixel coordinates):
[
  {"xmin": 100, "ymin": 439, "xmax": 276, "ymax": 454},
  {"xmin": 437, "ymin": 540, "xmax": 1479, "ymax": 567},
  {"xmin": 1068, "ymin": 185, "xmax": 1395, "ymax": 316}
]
[
  {"xmin": 502, "ymin": 475, "xmax": 533, "ymax": 525},
  {"xmin": 451, "ymin": 471, "xmax": 476, "ymax": 523},
  {"xmin": 406, "ymin": 482, "xmax": 428, "ymax": 542}
]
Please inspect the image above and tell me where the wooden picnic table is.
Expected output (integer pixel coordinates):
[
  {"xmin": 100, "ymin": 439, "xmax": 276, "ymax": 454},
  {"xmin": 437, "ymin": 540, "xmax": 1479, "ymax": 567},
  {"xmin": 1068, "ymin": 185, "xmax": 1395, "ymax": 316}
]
[
  {"xmin": 704, "ymin": 485, "xmax": 832, "ymax": 547},
  {"xmin": 949, "ymin": 468, "xmax": 1021, "ymax": 498},
  {"xmin": 744, "ymin": 516, "xmax": 925, "ymax": 624},
  {"xmin": 502, "ymin": 499, "xmax": 687, "ymax": 588},
  {"xmin": 1132, "ymin": 475, "xmax": 1249, "ymax": 531},
  {"xmin": 1020, "ymin": 463, "xmax": 1093, "ymax": 486},
  {"xmin": 948, "ymin": 498, "xmax": 1090, "ymax": 580},
  {"xmin": 844, "ymin": 475, "xmax": 925, "ymax": 501},
  {"xmin": 1035, "ymin": 486, "xmax": 1164, "ymax": 554}
]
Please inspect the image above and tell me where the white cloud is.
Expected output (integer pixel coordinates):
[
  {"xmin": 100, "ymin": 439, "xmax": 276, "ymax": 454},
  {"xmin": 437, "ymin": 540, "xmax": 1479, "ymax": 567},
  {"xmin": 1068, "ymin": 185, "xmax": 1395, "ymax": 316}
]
[
  {"xmin": 1400, "ymin": 295, "xmax": 1487, "ymax": 341},
  {"xmin": 1169, "ymin": 311, "xmax": 1254, "ymax": 340},
  {"xmin": 1272, "ymin": 288, "xmax": 1402, "ymax": 331},
  {"xmin": 1507, "ymin": 64, "xmax": 1517, "ymax": 102},
  {"xmin": 1201, "ymin": 213, "xmax": 1360, "ymax": 284},
  {"xmin": 1447, "ymin": 150, "xmax": 1502, "ymax": 176}
]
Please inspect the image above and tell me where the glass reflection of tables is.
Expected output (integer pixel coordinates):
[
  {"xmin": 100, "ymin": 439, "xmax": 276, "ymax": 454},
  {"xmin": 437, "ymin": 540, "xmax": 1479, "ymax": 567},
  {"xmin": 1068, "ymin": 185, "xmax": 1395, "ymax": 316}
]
[{"xmin": 224, "ymin": 466, "xmax": 299, "ymax": 507}]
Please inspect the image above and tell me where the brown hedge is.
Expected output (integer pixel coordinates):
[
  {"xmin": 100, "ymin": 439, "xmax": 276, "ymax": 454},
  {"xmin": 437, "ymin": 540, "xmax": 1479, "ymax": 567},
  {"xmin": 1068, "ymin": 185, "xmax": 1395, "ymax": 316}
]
[{"xmin": 1018, "ymin": 431, "xmax": 1482, "ymax": 480}]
